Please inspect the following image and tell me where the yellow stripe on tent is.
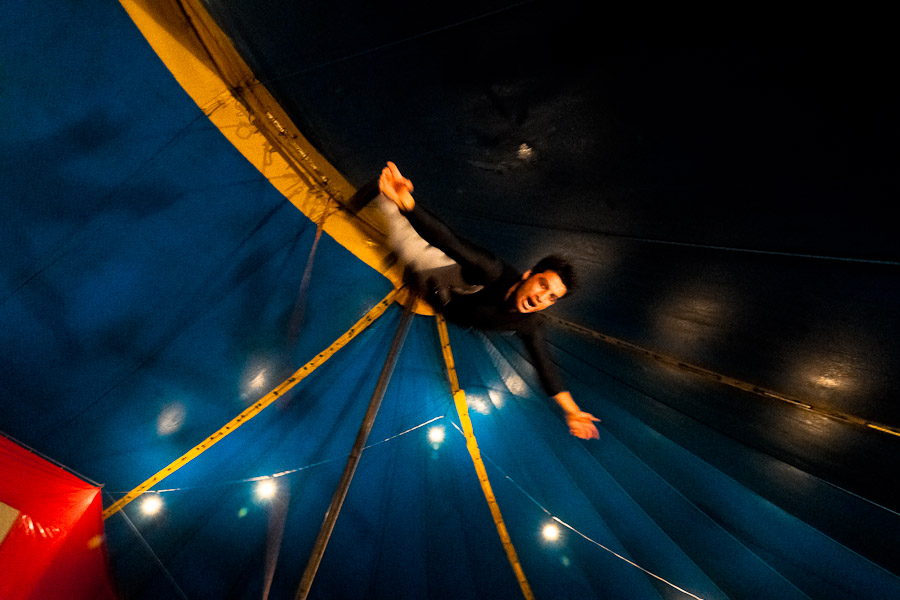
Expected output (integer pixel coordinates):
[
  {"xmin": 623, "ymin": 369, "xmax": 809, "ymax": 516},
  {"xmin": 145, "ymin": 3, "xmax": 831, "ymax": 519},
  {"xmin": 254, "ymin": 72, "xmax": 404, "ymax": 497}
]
[
  {"xmin": 118, "ymin": 0, "xmax": 416, "ymax": 306},
  {"xmin": 549, "ymin": 315, "xmax": 900, "ymax": 438},
  {"xmin": 435, "ymin": 315, "xmax": 535, "ymax": 600},
  {"xmin": 103, "ymin": 290, "xmax": 398, "ymax": 520}
]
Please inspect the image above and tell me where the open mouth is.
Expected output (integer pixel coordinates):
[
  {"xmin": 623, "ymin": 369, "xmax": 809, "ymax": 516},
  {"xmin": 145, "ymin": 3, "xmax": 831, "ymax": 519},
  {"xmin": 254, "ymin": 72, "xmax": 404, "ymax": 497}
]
[{"xmin": 523, "ymin": 297, "xmax": 536, "ymax": 310}]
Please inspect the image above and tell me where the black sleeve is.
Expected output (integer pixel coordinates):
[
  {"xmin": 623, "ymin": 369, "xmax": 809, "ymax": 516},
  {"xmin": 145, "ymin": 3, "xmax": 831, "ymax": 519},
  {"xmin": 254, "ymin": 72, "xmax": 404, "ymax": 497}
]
[
  {"xmin": 404, "ymin": 205, "xmax": 504, "ymax": 285},
  {"xmin": 519, "ymin": 325, "xmax": 566, "ymax": 396}
]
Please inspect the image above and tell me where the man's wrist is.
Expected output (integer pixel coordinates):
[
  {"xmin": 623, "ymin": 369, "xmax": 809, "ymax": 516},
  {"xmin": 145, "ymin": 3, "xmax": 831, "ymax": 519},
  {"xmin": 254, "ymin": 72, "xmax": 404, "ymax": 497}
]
[{"xmin": 553, "ymin": 391, "xmax": 579, "ymax": 414}]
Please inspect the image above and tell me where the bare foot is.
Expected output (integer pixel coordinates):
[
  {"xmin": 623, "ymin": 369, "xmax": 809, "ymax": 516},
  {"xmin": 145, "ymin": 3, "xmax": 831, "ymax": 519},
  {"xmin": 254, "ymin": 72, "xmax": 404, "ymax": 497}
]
[{"xmin": 378, "ymin": 161, "xmax": 415, "ymax": 211}]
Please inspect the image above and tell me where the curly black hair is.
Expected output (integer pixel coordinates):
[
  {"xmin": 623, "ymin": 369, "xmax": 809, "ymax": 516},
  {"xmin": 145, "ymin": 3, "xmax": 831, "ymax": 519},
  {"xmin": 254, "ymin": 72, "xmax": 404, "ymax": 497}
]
[{"xmin": 530, "ymin": 255, "xmax": 577, "ymax": 294}]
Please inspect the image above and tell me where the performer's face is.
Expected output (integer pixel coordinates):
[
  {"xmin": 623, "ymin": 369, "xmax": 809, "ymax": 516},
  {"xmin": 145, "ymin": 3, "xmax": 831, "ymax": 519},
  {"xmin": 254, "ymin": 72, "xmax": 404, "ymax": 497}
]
[{"xmin": 514, "ymin": 270, "xmax": 567, "ymax": 313}]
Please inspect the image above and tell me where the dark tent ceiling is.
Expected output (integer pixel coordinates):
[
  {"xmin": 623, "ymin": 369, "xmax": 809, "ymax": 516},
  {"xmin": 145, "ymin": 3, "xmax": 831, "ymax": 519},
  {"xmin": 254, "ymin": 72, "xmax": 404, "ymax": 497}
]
[
  {"xmin": 204, "ymin": 0, "xmax": 900, "ymax": 419},
  {"xmin": 2, "ymin": 1, "xmax": 898, "ymax": 598}
]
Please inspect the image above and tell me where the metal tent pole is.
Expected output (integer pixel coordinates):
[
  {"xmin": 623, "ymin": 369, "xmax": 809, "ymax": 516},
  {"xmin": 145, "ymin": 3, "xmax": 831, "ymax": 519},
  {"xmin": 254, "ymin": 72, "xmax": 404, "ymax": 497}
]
[{"xmin": 294, "ymin": 299, "xmax": 415, "ymax": 600}]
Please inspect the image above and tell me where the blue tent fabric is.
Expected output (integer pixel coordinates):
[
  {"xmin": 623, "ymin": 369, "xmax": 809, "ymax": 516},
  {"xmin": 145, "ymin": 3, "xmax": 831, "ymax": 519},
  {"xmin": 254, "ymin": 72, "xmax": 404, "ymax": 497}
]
[{"xmin": 3, "ymin": 1, "xmax": 900, "ymax": 599}]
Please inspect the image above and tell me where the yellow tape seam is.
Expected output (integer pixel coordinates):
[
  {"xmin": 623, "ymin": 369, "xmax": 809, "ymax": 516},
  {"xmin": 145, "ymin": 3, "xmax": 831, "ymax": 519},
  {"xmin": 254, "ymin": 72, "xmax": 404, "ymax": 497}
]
[
  {"xmin": 548, "ymin": 316, "xmax": 900, "ymax": 437},
  {"xmin": 118, "ymin": 0, "xmax": 407, "ymax": 290},
  {"xmin": 436, "ymin": 315, "xmax": 535, "ymax": 600},
  {"xmin": 102, "ymin": 290, "xmax": 398, "ymax": 520}
]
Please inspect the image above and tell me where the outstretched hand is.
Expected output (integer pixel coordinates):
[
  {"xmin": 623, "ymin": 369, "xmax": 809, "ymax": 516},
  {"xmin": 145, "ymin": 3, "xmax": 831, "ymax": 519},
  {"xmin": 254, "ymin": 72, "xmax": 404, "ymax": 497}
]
[
  {"xmin": 379, "ymin": 161, "xmax": 415, "ymax": 212},
  {"xmin": 553, "ymin": 391, "xmax": 601, "ymax": 440},
  {"xmin": 565, "ymin": 410, "xmax": 601, "ymax": 440}
]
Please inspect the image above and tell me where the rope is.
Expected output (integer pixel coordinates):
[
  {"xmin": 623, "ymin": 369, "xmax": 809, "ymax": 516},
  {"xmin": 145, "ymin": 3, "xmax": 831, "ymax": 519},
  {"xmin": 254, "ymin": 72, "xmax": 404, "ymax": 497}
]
[{"xmin": 288, "ymin": 198, "xmax": 335, "ymax": 345}]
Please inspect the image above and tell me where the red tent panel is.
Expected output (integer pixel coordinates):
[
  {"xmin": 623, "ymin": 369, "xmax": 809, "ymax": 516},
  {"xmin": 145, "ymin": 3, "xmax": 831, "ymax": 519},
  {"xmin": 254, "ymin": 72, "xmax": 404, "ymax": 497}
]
[{"xmin": 0, "ymin": 435, "xmax": 117, "ymax": 600}]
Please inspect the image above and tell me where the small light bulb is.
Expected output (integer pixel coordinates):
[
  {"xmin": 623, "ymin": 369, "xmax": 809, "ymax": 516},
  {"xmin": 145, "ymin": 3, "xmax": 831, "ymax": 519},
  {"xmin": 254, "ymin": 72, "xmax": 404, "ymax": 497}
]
[
  {"xmin": 542, "ymin": 523, "xmax": 560, "ymax": 541},
  {"xmin": 249, "ymin": 369, "xmax": 267, "ymax": 390},
  {"xmin": 428, "ymin": 426, "xmax": 445, "ymax": 445},
  {"xmin": 517, "ymin": 143, "xmax": 534, "ymax": 160},
  {"xmin": 256, "ymin": 479, "xmax": 277, "ymax": 500},
  {"xmin": 141, "ymin": 495, "xmax": 163, "ymax": 516}
]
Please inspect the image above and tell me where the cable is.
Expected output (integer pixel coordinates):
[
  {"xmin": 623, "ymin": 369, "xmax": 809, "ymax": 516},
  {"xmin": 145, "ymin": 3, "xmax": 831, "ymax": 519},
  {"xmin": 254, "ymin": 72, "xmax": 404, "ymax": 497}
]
[
  {"xmin": 102, "ymin": 490, "xmax": 191, "ymax": 600},
  {"xmin": 102, "ymin": 289, "xmax": 399, "ymax": 519},
  {"xmin": 0, "ymin": 431, "xmax": 102, "ymax": 488},
  {"xmin": 105, "ymin": 416, "xmax": 444, "ymax": 496},
  {"xmin": 446, "ymin": 422, "xmax": 706, "ymax": 600},
  {"xmin": 444, "ymin": 209, "xmax": 900, "ymax": 266}
]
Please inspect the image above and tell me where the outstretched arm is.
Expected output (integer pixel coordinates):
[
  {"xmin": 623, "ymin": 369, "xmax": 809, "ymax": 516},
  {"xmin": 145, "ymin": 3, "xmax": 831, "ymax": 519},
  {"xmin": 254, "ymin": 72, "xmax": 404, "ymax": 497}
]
[
  {"xmin": 553, "ymin": 391, "xmax": 600, "ymax": 440},
  {"xmin": 521, "ymin": 328, "xmax": 600, "ymax": 440}
]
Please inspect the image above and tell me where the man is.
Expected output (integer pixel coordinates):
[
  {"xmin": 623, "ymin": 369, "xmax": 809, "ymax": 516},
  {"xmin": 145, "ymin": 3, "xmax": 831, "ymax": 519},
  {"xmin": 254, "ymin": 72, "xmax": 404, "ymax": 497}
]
[{"xmin": 371, "ymin": 162, "xmax": 599, "ymax": 440}]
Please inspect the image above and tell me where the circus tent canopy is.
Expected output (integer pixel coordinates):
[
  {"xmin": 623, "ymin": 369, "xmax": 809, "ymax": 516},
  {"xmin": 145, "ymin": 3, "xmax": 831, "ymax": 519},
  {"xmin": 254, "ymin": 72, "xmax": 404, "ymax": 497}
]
[{"xmin": 1, "ymin": 2, "xmax": 898, "ymax": 599}]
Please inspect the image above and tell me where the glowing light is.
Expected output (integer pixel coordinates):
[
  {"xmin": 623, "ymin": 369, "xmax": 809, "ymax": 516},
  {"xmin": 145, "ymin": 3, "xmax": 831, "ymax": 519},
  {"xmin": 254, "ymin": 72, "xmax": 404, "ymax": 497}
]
[
  {"xmin": 237, "ymin": 507, "xmax": 249, "ymax": 519},
  {"xmin": 256, "ymin": 479, "xmax": 277, "ymax": 500},
  {"xmin": 468, "ymin": 395, "xmax": 491, "ymax": 415},
  {"xmin": 816, "ymin": 375, "xmax": 841, "ymax": 389},
  {"xmin": 653, "ymin": 281, "xmax": 732, "ymax": 355},
  {"xmin": 141, "ymin": 495, "xmax": 163, "ymax": 516},
  {"xmin": 156, "ymin": 402, "xmax": 186, "ymax": 436},
  {"xmin": 87, "ymin": 535, "xmax": 103, "ymax": 549},
  {"xmin": 517, "ymin": 143, "xmax": 534, "ymax": 160},
  {"xmin": 488, "ymin": 389, "xmax": 506, "ymax": 409},
  {"xmin": 241, "ymin": 357, "xmax": 275, "ymax": 403},
  {"xmin": 542, "ymin": 522, "xmax": 560, "ymax": 541},
  {"xmin": 428, "ymin": 426, "xmax": 445, "ymax": 445},
  {"xmin": 249, "ymin": 369, "xmax": 268, "ymax": 390}
]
